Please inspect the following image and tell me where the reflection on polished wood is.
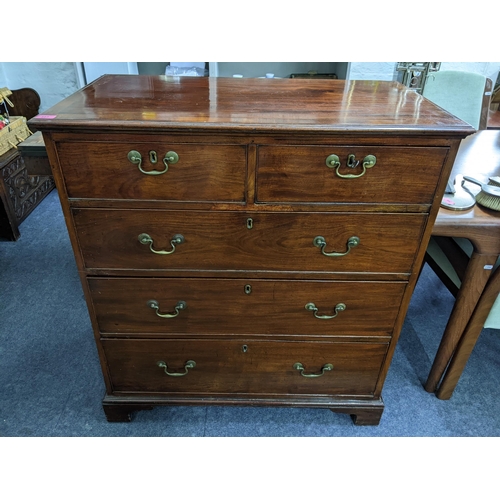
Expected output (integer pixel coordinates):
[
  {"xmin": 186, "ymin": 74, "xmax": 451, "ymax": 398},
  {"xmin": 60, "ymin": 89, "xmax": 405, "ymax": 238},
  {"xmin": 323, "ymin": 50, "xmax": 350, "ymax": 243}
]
[
  {"xmin": 426, "ymin": 130, "xmax": 500, "ymax": 399},
  {"xmin": 487, "ymin": 109, "xmax": 500, "ymax": 129},
  {"xmin": 30, "ymin": 75, "xmax": 472, "ymax": 134}
]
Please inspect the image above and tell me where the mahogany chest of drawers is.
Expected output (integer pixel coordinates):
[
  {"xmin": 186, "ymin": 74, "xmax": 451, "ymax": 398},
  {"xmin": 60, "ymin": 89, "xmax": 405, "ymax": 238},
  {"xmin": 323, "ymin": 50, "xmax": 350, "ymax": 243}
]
[{"xmin": 30, "ymin": 75, "xmax": 472, "ymax": 425}]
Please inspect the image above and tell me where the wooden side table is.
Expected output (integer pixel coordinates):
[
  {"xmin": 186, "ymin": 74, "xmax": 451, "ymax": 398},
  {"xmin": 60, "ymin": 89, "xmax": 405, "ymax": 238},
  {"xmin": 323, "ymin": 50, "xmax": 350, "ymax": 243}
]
[{"xmin": 424, "ymin": 130, "xmax": 500, "ymax": 399}]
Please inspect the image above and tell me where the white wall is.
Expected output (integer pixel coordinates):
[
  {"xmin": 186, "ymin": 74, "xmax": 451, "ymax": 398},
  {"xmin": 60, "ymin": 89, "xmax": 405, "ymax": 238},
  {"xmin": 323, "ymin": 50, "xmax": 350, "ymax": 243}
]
[
  {"xmin": 348, "ymin": 62, "xmax": 399, "ymax": 80},
  {"xmin": 83, "ymin": 62, "xmax": 138, "ymax": 84},
  {"xmin": 0, "ymin": 62, "xmax": 80, "ymax": 113},
  {"xmin": 0, "ymin": 64, "xmax": 7, "ymax": 85}
]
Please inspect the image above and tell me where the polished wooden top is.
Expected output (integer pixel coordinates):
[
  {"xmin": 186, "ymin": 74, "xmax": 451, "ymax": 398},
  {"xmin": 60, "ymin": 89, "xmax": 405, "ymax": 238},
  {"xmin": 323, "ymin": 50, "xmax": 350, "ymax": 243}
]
[
  {"xmin": 434, "ymin": 130, "xmax": 500, "ymax": 253},
  {"xmin": 29, "ymin": 75, "xmax": 474, "ymax": 135},
  {"xmin": 487, "ymin": 109, "xmax": 500, "ymax": 129}
]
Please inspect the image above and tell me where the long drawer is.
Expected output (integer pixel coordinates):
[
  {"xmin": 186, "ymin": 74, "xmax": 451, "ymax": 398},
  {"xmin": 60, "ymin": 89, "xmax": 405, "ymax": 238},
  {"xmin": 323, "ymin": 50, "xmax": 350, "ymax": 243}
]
[
  {"xmin": 55, "ymin": 141, "xmax": 247, "ymax": 201},
  {"xmin": 73, "ymin": 209, "xmax": 426, "ymax": 273},
  {"xmin": 89, "ymin": 277, "xmax": 406, "ymax": 337},
  {"xmin": 102, "ymin": 339, "xmax": 389, "ymax": 396},
  {"xmin": 257, "ymin": 145, "xmax": 449, "ymax": 204}
]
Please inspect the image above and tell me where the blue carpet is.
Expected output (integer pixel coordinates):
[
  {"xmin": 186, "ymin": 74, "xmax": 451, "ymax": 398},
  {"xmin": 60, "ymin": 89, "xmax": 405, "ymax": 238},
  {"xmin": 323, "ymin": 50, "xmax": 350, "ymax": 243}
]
[{"xmin": 1, "ymin": 189, "xmax": 499, "ymax": 437}]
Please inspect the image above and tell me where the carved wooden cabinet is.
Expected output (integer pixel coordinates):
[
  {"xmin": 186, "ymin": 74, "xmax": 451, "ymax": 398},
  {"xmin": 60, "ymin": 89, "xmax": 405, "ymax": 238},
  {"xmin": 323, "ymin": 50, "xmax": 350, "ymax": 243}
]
[
  {"xmin": 0, "ymin": 147, "xmax": 54, "ymax": 240},
  {"xmin": 30, "ymin": 76, "xmax": 472, "ymax": 425}
]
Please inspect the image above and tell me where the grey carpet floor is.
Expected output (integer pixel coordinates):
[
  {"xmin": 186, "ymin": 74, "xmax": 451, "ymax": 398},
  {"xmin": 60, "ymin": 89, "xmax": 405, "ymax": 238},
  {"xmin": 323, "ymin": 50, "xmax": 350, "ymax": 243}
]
[{"xmin": 1, "ymin": 189, "xmax": 499, "ymax": 436}]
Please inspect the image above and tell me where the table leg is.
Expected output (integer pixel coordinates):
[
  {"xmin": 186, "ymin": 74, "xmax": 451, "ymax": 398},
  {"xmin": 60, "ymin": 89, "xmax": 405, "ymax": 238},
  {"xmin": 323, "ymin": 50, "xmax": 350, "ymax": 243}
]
[
  {"xmin": 424, "ymin": 252, "xmax": 497, "ymax": 394},
  {"xmin": 436, "ymin": 266, "xmax": 500, "ymax": 399}
]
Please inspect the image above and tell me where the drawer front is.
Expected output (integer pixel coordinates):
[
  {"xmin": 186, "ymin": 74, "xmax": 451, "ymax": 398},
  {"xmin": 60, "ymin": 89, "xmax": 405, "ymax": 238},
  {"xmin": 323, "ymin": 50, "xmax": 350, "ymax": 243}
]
[
  {"xmin": 56, "ymin": 141, "xmax": 247, "ymax": 201},
  {"xmin": 102, "ymin": 339, "xmax": 389, "ymax": 396},
  {"xmin": 256, "ymin": 145, "xmax": 449, "ymax": 204},
  {"xmin": 89, "ymin": 278, "xmax": 406, "ymax": 337},
  {"xmin": 74, "ymin": 209, "xmax": 426, "ymax": 273}
]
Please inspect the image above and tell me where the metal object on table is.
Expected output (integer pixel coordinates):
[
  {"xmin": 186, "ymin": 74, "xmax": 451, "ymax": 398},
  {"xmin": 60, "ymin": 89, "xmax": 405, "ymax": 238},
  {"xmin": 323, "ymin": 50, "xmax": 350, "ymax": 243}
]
[
  {"xmin": 440, "ymin": 174, "xmax": 476, "ymax": 211},
  {"xmin": 396, "ymin": 62, "xmax": 441, "ymax": 94},
  {"xmin": 462, "ymin": 176, "xmax": 500, "ymax": 211}
]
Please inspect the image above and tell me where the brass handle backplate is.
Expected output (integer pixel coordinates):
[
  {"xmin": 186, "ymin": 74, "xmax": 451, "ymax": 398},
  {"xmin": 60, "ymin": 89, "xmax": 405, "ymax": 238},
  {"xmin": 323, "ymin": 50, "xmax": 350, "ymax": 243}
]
[
  {"xmin": 305, "ymin": 302, "xmax": 346, "ymax": 320},
  {"xmin": 148, "ymin": 299, "xmax": 187, "ymax": 318},
  {"xmin": 325, "ymin": 154, "xmax": 341, "ymax": 169},
  {"xmin": 128, "ymin": 150, "xmax": 179, "ymax": 176},
  {"xmin": 313, "ymin": 235, "xmax": 360, "ymax": 257},
  {"xmin": 138, "ymin": 233, "xmax": 184, "ymax": 255},
  {"xmin": 157, "ymin": 360, "xmax": 196, "ymax": 377},
  {"xmin": 326, "ymin": 154, "xmax": 376, "ymax": 179},
  {"xmin": 293, "ymin": 362, "xmax": 334, "ymax": 378}
]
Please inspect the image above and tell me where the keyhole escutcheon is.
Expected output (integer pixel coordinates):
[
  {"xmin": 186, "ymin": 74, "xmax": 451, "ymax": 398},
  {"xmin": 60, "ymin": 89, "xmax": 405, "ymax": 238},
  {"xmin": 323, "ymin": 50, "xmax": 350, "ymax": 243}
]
[{"xmin": 149, "ymin": 150, "xmax": 158, "ymax": 164}]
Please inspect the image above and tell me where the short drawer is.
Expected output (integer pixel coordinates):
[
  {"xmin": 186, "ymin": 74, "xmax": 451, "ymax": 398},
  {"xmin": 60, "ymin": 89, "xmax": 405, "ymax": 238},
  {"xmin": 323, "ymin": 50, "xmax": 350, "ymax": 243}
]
[
  {"xmin": 256, "ymin": 145, "xmax": 449, "ymax": 204},
  {"xmin": 73, "ymin": 209, "xmax": 426, "ymax": 274},
  {"xmin": 101, "ymin": 338, "xmax": 389, "ymax": 396},
  {"xmin": 89, "ymin": 277, "xmax": 406, "ymax": 337},
  {"xmin": 55, "ymin": 141, "xmax": 247, "ymax": 202}
]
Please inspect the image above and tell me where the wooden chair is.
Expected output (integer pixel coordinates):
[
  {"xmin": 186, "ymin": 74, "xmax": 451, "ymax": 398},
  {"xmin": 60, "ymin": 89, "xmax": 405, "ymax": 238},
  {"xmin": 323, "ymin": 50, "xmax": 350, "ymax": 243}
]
[
  {"xmin": 6, "ymin": 87, "xmax": 41, "ymax": 120},
  {"xmin": 422, "ymin": 70, "xmax": 492, "ymax": 129}
]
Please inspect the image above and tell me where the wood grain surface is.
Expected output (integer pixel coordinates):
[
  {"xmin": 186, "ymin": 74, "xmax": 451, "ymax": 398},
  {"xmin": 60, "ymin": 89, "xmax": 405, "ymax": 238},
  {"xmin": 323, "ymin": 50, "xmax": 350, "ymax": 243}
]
[
  {"xmin": 72, "ymin": 209, "xmax": 426, "ymax": 274},
  {"xmin": 89, "ymin": 277, "xmax": 406, "ymax": 337},
  {"xmin": 30, "ymin": 76, "xmax": 473, "ymax": 135},
  {"xmin": 102, "ymin": 338, "xmax": 389, "ymax": 395}
]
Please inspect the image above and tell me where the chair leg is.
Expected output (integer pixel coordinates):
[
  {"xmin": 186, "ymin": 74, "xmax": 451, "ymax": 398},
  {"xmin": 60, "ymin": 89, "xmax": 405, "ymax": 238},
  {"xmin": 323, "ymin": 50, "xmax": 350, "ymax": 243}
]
[{"xmin": 436, "ymin": 266, "xmax": 500, "ymax": 399}]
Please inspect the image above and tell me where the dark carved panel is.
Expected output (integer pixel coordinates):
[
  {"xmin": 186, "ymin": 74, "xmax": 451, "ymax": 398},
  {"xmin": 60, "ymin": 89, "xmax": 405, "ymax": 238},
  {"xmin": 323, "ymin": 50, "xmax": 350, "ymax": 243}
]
[{"xmin": 0, "ymin": 150, "xmax": 54, "ymax": 240}]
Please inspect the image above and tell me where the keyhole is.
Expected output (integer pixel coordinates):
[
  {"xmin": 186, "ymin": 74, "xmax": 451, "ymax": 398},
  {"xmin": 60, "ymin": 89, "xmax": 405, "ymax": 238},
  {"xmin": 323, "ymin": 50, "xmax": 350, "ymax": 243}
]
[
  {"xmin": 149, "ymin": 151, "xmax": 158, "ymax": 164},
  {"xmin": 244, "ymin": 284, "xmax": 252, "ymax": 294},
  {"xmin": 347, "ymin": 154, "xmax": 359, "ymax": 169},
  {"xmin": 246, "ymin": 218, "xmax": 253, "ymax": 229},
  {"xmin": 242, "ymin": 345, "xmax": 248, "ymax": 353}
]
